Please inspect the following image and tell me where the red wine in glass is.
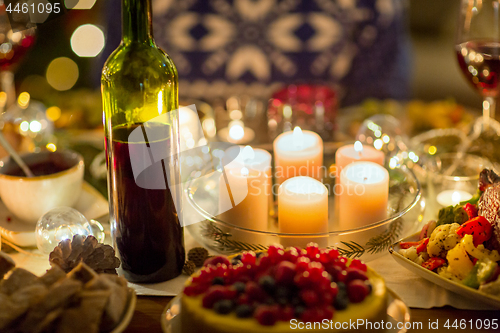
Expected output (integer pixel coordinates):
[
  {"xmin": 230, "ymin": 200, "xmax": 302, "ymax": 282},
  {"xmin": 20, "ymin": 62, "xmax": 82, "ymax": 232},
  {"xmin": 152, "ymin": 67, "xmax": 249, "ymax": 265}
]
[{"xmin": 456, "ymin": 40, "xmax": 500, "ymax": 98}]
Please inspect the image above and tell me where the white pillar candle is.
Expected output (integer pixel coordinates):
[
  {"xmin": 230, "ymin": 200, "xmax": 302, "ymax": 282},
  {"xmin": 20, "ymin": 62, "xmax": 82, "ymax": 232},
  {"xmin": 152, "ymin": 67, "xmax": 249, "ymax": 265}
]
[
  {"xmin": 339, "ymin": 162, "xmax": 389, "ymax": 230},
  {"xmin": 436, "ymin": 190, "xmax": 472, "ymax": 207},
  {"xmin": 335, "ymin": 141, "xmax": 385, "ymax": 177},
  {"xmin": 223, "ymin": 145, "xmax": 273, "ymax": 214},
  {"xmin": 278, "ymin": 176, "xmax": 328, "ymax": 248},
  {"xmin": 273, "ymin": 127, "xmax": 323, "ymax": 185},
  {"xmin": 218, "ymin": 166, "xmax": 268, "ymax": 233},
  {"xmin": 179, "ymin": 106, "xmax": 202, "ymax": 151}
]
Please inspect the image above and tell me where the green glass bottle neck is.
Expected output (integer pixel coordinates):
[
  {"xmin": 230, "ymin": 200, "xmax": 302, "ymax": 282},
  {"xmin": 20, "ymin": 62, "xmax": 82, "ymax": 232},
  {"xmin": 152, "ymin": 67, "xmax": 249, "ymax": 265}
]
[{"xmin": 122, "ymin": 0, "xmax": 153, "ymax": 44}]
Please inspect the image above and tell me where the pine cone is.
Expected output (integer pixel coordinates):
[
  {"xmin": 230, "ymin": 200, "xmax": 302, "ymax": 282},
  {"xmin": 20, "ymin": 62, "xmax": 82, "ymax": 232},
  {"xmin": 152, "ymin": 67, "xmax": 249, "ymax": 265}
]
[
  {"xmin": 49, "ymin": 235, "xmax": 121, "ymax": 274},
  {"xmin": 187, "ymin": 247, "xmax": 209, "ymax": 267},
  {"xmin": 182, "ymin": 260, "xmax": 196, "ymax": 276}
]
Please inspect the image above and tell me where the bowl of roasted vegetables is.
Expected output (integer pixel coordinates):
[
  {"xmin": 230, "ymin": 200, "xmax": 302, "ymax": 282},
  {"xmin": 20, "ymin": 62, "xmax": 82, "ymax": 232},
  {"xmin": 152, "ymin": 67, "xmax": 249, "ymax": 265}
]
[{"xmin": 389, "ymin": 169, "xmax": 500, "ymax": 308}]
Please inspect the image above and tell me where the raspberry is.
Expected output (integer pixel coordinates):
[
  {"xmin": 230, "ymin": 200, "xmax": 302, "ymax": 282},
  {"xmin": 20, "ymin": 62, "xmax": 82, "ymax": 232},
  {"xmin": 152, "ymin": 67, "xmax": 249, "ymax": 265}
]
[
  {"xmin": 294, "ymin": 271, "xmax": 312, "ymax": 288},
  {"xmin": 268, "ymin": 245, "xmax": 284, "ymax": 257},
  {"xmin": 347, "ymin": 279, "xmax": 370, "ymax": 303},
  {"xmin": 241, "ymin": 251, "xmax": 257, "ymax": 265},
  {"xmin": 326, "ymin": 248, "xmax": 339, "ymax": 261},
  {"xmin": 204, "ymin": 256, "xmax": 230, "ymax": 268},
  {"xmin": 306, "ymin": 243, "xmax": 320, "ymax": 258},
  {"xmin": 257, "ymin": 254, "xmax": 272, "ymax": 271},
  {"xmin": 202, "ymin": 286, "xmax": 227, "ymax": 308},
  {"xmin": 308, "ymin": 262, "xmax": 325, "ymax": 282},
  {"xmin": 278, "ymin": 306, "xmax": 295, "ymax": 321},
  {"xmin": 237, "ymin": 293, "xmax": 251, "ymax": 305},
  {"xmin": 269, "ymin": 249, "xmax": 285, "ymax": 264},
  {"xmin": 333, "ymin": 257, "xmax": 348, "ymax": 270},
  {"xmin": 183, "ymin": 284, "xmax": 207, "ymax": 296},
  {"xmin": 295, "ymin": 257, "xmax": 311, "ymax": 272},
  {"xmin": 283, "ymin": 248, "xmax": 299, "ymax": 263},
  {"xmin": 300, "ymin": 289, "xmax": 319, "ymax": 306},
  {"xmin": 349, "ymin": 259, "xmax": 367, "ymax": 272},
  {"xmin": 302, "ymin": 306, "xmax": 333, "ymax": 322},
  {"xmin": 245, "ymin": 281, "xmax": 268, "ymax": 302},
  {"xmin": 336, "ymin": 269, "xmax": 348, "ymax": 283},
  {"xmin": 345, "ymin": 268, "xmax": 368, "ymax": 284},
  {"xmin": 254, "ymin": 305, "xmax": 278, "ymax": 326},
  {"xmin": 275, "ymin": 261, "xmax": 296, "ymax": 286}
]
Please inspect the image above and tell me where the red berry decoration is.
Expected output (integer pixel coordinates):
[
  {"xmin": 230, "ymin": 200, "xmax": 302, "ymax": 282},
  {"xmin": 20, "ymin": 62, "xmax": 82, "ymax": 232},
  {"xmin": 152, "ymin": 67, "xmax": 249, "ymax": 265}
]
[
  {"xmin": 295, "ymin": 257, "xmax": 311, "ymax": 272},
  {"xmin": 245, "ymin": 281, "xmax": 268, "ymax": 302},
  {"xmin": 185, "ymin": 247, "xmax": 375, "ymax": 327},
  {"xmin": 349, "ymin": 259, "xmax": 367, "ymax": 272},
  {"xmin": 275, "ymin": 261, "xmax": 296, "ymax": 286},
  {"xmin": 347, "ymin": 279, "xmax": 370, "ymax": 303},
  {"xmin": 334, "ymin": 257, "xmax": 348, "ymax": 270},
  {"xmin": 241, "ymin": 251, "xmax": 257, "ymax": 265},
  {"xmin": 204, "ymin": 256, "xmax": 230, "ymax": 268},
  {"xmin": 202, "ymin": 286, "xmax": 227, "ymax": 308},
  {"xmin": 300, "ymin": 289, "xmax": 319, "ymax": 306},
  {"xmin": 294, "ymin": 271, "xmax": 312, "ymax": 288},
  {"xmin": 254, "ymin": 305, "xmax": 278, "ymax": 326},
  {"xmin": 345, "ymin": 268, "xmax": 368, "ymax": 283},
  {"xmin": 279, "ymin": 306, "xmax": 295, "ymax": 321}
]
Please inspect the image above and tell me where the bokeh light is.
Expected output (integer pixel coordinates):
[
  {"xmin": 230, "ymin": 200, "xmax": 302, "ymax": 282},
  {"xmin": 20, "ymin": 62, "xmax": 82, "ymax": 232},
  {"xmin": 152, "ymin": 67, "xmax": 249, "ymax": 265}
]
[
  {"xmin": 17, "ymin": 92, "xmax": 30, "ymax": 109},
  {"xmin": 46, "ymin": 57, "xmax": 79, "ymax": 91},
  {"xmin": 46, "ymin": 143, "xmax": 57, "ymax": 152},
  {"xmin": 70, "ymin": 24, "xmax": 105, "ymax": 57},
  {"xmin": 46, "ymin": 106, "xmax": 61, "ymax": 122},
  {"xmin": 65, "ymin": 0, "xmax": 97, "ymax": 9}
]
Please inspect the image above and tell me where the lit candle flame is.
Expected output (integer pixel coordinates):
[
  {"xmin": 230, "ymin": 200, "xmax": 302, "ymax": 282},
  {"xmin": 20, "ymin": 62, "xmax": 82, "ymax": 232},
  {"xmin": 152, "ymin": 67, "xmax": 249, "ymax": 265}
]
[
  {"xmin": 241, "ymin": 145, "xmax": 255, "ymax": 163},
  {"xmin": 451, "ymin": 191, "xmax": 461, "ymax": 204},
  {"xmin": 229, "ymin": 123, "xmax": 245, "ymax": 141},
  {"xmin": 241, "ymin": 167, "xmax": 249, "ymax": 177},
  {"xmin": 293, "ymin": 126, "xmax": 303, "ymax": 149},
  {"xmin": 354, "ymin": 141, "xmax": 363, "ymax": 154}
]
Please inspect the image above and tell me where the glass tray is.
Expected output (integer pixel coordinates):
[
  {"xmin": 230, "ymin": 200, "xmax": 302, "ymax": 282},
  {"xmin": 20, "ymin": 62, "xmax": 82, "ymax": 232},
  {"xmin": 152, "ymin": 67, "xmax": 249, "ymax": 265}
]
[{"xmin": 185, "ymin": 142, "xmax": 424, "ymax": 261}]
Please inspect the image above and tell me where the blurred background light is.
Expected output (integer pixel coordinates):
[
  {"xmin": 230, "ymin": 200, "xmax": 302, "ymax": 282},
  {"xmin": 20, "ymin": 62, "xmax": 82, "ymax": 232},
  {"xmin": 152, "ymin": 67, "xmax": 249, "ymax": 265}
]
[
  {"xmin": 46, "ymin": 106, "xmax": 62, "ymax": 122},
  {"xmin": 17, "ymin": 92, "xmax": 30, "ymax": 109},
  {"xmin": 65, "ymin": 0, "xmax": 97, "ymax": 10},
  {"xmin": 70, "ymin": 24, "xmax": 105, "ymax": 57},
  {"xmin": 46, "ymin": 57, "xmax": 79, "ymax": 91}
]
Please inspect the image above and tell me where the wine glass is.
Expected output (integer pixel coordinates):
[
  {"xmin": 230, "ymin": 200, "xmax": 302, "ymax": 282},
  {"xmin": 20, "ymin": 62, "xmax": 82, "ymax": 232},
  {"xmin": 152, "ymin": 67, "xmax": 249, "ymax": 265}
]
[
  {"xmin": 0, "ymin": 1, "xmax": 36, "ymax": 110},
  {"xmin": 456, "ymin": 0, "xmax": 500, "ymax": 134}
]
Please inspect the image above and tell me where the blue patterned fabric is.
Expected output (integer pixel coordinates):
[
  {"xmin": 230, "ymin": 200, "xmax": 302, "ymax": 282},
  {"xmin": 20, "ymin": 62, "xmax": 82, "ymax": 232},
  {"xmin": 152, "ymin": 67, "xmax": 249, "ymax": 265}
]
[{"xmin": 101, "ymin": 0, "xmax": 411, "ymax": 106}]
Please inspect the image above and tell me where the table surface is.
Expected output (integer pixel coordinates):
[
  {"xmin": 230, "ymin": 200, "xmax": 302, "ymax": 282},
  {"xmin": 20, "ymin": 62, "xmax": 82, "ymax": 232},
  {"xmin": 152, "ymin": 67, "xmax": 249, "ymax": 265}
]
[{"xmin": 126, "ymin": 296, "xmax": 500, "ymax": 333}]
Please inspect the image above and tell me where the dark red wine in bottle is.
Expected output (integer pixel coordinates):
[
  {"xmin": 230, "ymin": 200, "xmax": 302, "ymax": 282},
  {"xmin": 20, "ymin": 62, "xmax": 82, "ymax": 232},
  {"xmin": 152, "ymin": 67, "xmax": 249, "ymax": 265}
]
[
  {"xmin": 106, "ymin": 124, "xmax": 184, "ymax": 283},
  {"xmin": 101, "ymin": 0, "xmax": 184, "ymax": 283},
  {"xmin": 456, "ymin": 40, "xmax": 500, "ymax": 97}
]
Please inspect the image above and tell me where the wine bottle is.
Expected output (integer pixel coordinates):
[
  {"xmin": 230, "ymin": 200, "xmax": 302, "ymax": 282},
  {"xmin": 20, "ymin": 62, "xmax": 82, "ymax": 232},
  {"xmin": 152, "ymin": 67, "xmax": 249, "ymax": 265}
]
[{"xmin": 101, "ymin": 0, "xmax": 185, "ymax": 283}]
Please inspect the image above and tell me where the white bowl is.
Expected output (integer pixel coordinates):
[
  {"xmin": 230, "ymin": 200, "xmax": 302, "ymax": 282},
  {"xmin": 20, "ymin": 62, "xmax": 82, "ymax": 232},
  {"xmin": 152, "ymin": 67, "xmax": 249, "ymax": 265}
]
[{"xmin": 0, "ymin": 150, "xmax": 84, "ymax": 224}]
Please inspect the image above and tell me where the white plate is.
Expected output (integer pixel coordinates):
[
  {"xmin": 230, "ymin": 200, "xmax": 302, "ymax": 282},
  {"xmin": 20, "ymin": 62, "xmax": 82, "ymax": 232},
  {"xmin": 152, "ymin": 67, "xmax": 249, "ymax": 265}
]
[
  {"xmin": 389, "ymin": 233, "xmax": 500, "ymax": 309},
  {"xmin": 0, "ymin": 182, "xmax": 108, "ymax": 247},
  {"xmin": 161, "ymin": 289, "xmax": 411, "ymax": 333},
  {"xmin": 110, "ymin": 288, "xmax": 137, "ymax": 333}
]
